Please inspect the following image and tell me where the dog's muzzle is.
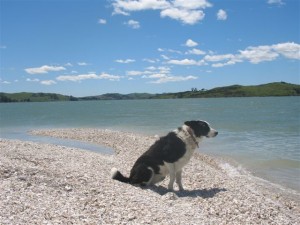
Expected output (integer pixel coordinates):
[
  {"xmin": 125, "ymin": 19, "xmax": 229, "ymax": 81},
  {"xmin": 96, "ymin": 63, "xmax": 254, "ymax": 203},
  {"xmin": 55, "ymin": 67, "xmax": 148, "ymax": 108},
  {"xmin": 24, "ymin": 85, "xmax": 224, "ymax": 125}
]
[{"xmin": 207, "ymin": 129, "xmax": 218, "ymax": 138}]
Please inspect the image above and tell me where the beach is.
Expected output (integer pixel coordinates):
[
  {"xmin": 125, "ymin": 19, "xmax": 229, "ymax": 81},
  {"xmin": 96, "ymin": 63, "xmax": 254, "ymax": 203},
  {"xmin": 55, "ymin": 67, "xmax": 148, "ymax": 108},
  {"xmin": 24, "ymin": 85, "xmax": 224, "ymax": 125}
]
[{"xmin": 1, "ymin": 128, "xmax": 299, "ymax": 224}]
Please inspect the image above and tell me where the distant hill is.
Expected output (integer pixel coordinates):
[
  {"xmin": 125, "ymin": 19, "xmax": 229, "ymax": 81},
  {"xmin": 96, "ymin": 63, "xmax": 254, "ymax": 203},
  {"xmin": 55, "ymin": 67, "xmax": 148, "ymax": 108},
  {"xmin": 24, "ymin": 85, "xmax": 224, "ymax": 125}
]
[
  {"xmin": 0, "ymin": 92, "xmax": 78, "ymax": 103},
  {"xmin": 1, "ymin": 82, "xmax": 299, "ymax": 103},
  {"xmin": 154, "ymin": 82, "xmax": 300, "ymax": 99},
  {"xmin": 80, "ymin": 93, "xmax": 155, "ymax": 100}
]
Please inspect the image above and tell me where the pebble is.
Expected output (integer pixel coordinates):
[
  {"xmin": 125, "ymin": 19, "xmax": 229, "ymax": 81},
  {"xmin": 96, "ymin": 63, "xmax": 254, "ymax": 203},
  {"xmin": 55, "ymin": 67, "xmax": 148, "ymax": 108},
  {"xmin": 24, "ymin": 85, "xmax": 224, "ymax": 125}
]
[{"xmin": 1, "ymin": 129, "xmax": 299, "ymax": 224}]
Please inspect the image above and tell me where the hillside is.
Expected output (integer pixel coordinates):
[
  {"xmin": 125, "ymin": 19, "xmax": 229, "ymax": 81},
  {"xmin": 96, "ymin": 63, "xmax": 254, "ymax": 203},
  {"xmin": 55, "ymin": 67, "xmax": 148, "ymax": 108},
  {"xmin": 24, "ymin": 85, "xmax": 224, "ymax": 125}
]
[
  {"xmin": 1, "ymin": 82, "xmax": 299, "ymax": 102},
  {"xmin": 0, "ymin": 92, "xmax": 78, "ymax": 103},
  {"xmin": 154, "ymin": 82, "xmax": 300, "ymax": 99}
]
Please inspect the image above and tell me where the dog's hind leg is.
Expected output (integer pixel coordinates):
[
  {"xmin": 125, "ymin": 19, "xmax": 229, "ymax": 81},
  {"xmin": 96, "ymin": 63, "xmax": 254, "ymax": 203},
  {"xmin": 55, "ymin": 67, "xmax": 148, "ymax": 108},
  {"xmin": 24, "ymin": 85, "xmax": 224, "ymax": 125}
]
[{"xmin": 176, "ymin": 170, "xmax": 184, "ymax": 191}]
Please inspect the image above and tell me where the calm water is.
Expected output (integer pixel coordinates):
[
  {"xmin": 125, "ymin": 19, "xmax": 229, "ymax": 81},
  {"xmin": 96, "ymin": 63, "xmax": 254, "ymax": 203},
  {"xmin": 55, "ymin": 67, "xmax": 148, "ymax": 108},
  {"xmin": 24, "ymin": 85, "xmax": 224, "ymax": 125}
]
[{"xmin": 0, "ymin": 97, "xmax": 299, "ymax": 191}]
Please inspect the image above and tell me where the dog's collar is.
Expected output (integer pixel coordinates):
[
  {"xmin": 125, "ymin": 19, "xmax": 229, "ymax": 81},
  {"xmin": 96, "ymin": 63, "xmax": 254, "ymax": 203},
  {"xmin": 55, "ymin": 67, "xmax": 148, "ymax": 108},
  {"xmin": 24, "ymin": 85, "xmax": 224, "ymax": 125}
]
[{"xmin": 186, "ymin": 126, "xmax": 199, "ymax": 148}]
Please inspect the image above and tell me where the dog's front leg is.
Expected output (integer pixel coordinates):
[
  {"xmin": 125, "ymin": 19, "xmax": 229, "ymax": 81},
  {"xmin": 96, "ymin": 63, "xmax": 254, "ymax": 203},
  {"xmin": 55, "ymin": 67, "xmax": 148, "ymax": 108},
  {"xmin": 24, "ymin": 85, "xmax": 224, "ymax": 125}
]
[
  {"xmin": 176, "ymin": 170, "xmax": 184, "ymax": 191},
  {"xmin": 167, "ymin": 164, "xmax": 176, "ymax": 191}
]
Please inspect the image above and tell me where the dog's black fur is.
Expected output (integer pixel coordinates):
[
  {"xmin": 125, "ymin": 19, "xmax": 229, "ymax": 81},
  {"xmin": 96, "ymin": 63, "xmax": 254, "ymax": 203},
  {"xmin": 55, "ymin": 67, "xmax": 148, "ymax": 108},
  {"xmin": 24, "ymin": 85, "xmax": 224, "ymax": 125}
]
[{"xmin": 111, "ymin": 120, "xmax": 218, "ymax": 191}]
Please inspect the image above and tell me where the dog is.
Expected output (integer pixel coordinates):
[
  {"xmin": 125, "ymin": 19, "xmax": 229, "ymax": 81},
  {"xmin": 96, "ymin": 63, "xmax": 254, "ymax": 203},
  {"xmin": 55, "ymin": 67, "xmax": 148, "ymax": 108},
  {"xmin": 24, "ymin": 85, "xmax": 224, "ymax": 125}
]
[{"xmin": 111, "ymin": 120, "xmax": 218, "ymax": 191}]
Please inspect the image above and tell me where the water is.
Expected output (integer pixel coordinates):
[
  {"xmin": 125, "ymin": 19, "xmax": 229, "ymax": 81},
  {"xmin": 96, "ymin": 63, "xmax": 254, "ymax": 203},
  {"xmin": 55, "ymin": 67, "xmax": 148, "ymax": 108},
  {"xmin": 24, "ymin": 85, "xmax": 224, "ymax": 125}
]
[{"xmin": 0, "ymin": 97, "xmax": 299, "ymax": 191}]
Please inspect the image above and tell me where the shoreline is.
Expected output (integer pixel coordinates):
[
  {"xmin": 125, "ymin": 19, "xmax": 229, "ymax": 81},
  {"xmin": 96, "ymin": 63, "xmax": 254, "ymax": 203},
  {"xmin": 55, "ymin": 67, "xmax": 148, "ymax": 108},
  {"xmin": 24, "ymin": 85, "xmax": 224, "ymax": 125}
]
[{"xmin": 1, "ymin": 128, "xmax": 299, "ymax": 224}]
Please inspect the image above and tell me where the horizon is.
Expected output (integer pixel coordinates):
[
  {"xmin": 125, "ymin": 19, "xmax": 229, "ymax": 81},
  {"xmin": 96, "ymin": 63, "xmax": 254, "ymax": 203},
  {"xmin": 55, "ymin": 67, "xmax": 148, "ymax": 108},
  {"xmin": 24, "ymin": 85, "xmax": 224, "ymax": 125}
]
[
  {"xmin": 1, "ymin": 81, "xmax": 298, "ymax": 98},
  {"xmin": 1, "ymin": 0, "xmax": 299, "ymax": 96}
]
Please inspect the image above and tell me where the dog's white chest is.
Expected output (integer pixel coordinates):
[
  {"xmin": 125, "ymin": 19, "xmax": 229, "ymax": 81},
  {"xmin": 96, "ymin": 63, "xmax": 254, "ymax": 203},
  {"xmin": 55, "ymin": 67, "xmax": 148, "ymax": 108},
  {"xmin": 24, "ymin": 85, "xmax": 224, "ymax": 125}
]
[{"xmin": 175, "ymin": 146, "xmax": 195, "ymax": 170}]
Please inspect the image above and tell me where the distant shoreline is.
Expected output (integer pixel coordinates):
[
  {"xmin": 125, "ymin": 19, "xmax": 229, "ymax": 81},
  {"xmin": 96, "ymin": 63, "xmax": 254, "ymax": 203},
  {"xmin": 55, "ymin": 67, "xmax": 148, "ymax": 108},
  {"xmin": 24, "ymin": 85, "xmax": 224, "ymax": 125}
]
[{"xmin": 1, "ymin": 82, "xmax": 299, "ymax": 103}]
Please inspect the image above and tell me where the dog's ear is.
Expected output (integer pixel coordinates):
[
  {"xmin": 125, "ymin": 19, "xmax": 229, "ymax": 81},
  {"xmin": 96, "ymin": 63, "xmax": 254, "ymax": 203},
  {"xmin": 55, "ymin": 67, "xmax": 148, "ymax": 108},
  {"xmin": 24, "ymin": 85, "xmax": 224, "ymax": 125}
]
[{"xmin": 184, "ymin": 121, "xmax": 195, "ymax": 128}]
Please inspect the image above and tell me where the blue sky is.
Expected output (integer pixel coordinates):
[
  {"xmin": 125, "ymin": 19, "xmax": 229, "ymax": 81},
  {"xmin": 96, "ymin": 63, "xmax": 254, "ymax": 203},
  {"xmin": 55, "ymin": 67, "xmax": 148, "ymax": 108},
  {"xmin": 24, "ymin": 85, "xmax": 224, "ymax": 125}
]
[{"xmin": 0, "ymin": 0, "xmax": 299, "ymax": 97}]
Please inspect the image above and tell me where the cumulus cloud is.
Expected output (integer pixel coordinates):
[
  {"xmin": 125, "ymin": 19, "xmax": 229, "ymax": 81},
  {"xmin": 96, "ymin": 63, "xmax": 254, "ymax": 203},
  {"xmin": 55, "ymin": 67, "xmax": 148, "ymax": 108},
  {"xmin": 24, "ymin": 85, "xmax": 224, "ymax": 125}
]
[
  {"xmin": 173, "ymin": 0, "xmax": 212, "ymax": 9},
  {"xmin": 267, "ymin": 0, "xmax": 284, "ymax": 5},
  {"xmin": 167, "ymin": 58, "xmax": 205, "ymax": 66},
  {"xmin": 186, "ymin": 48, "xmax": 206, "ymax": 55},
  {"xmin": 113, "ymin": 0, "xmax": 170, "ymax": 14},
  {"xmin": 98, "ymin": 19, "xmax": 107, "ymax": 24},
  {"xmin": 78, "ymin": 62, "xmax": 89, "ymax": 66},
  {"xmin": 239, "ymin": 45, "xmax": 278, "ymax": 64},
  {"xmin": 26, "ymin": 78, "xmax": 40, "ymax": 82},
  {"xmin": 56, "ymin": 73, "xmax": 121, "ymax": 82},
  {"xmin": 185, "ymin": 39, "xmax": 198, "ymax": 47},
  {"xmin": 115, "ymin": 59, "xmax": 136, "ymax": 63},
  {"xmin": 124, "ymin": 19, "xmax": 140, "ymax": 29},
  {"xmin": 1, "ymin": 80, "xmax": 11, "ymax": 84},
  {"xmin": 204, "ymin": 54, "xmax": 235, "ymax": 62},
  {"xmin": 205, "ymin": 42, "xmax": 300, "ymax": 67},
  {"xmin": 160, "ymin": 7, "xmax": 205, "ymax": 25},
  {"xmin": 217, "ymin": 9, "xmax": 227, "ymax": 20},
  {"xmin": 150, "ymin": 75, "xmax": 197, "ymax": 84},
  {"xmin": 25, "ymin": 65, "xmax": 66, "ymax": 74},
  {"xmin": 112, "ymin": 0, "xmax": 212, "ymax": 25},
  {"xmin": 160, "ymin": 41, "xmax": 299, "ymax": 68},
  {"xmin": 272, "ymin": 42, "xmax": 300, "ymax": 59},
  {"xmin": 40, "ymin": 80, "xmax": 57, "ymax": 85}
]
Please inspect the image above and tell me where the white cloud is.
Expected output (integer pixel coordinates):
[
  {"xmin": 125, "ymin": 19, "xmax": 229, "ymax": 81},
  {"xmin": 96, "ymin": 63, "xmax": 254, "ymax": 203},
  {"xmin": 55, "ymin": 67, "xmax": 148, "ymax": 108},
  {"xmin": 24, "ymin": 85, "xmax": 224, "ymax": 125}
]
[
  {"xmin": 167, "ymin": 58, "xmax": 205, "ymax": 66},
  {"xmin": 160, "ymin": 54, "xmax": 170, "ymax": 60},
  {"xmin": 127, "ymin": 66, "xmax": 171, "ymax": 77},
  {"xmin": 143, "ymin": 58, "xmax": 159, "ymax": 63},
  {"xmin": 0, "ymin": 45, "xmax": 7, "ymax": 49},
  {"xmin": 65, "ymin": 63, "xmax": 73, "ymax": 67},
  {"xmin": 160, "ymin": 7, "xmax": 205, "ymax": 25},
  {"xmin": 115, "ymin": 59, "xmax": 136, "ymax": 63},
  {"xmin": 217, "ymin": 9, "xmax": 227, "ymax": 20},
  {"xmin": 204, "ymin": 54, "xmax": 235, "ymax": 62},
  {"xmin": 124, "ymin": 19, "xmax": 140, "ymax": 29},
  {"xmin": 150, "ymin": 75, "xmax": 197, "ymax": 84},
  {"xmin": 267, "ymin": 0, "xmax": 284, "ymax": 5},
  {"xmin": 148, "ymin": 73, "xmax": 168, "ymax": 79},
  {"xmin": 26, "ymin": 78, "xmax": 40, "ymax": 82},
  {"xmin": 56, "ymin": 73, "xmax": 121, "ymax": 82},
  {"xmin": 185, "ymin": 39, "xmax": 198, "ymax": 47},
  {"xmin": 40, "ymin": 80, "xmax": 57, "ymax": 85},
  {"xmin": 1, "ymin": 80, "xmax": 11, "ymax": 84},
  {"xmin": 272, "ymin": 42, "xmax": 300, "ymax": 59},
  {"xmin": 113, "ymin": 0, "xmax": 170, "ymax": 14},
  {"xmin": 173, "ymin": 0, "xmax": 212, "ymax": 9},
  {"xmin": 98, "ymin": 73, "xmax": 121, "ymax": 81},
  {"xmin": 127, "ymin": 70, "xmax": 144, "ymax": 76},
  {"xmin": 112, "ymin": 0, "xmax": 212, "ymax": 25},
  {"xmin": 98, "ymin": 19, "xmax": 107, "ymax": 24},
  {"xmin": 186, "ymin": 48, "xmax": 206, "ymax": 55},
  {"xmin": 78, "ymin": 62, "xmax": 89, "ymax": 66},
  {"xmin": 57, "ymin": 74, "xmax": 98, "ymax": 82},
  {"xmin": 239, "ymin": 45, "xmax": 278, "ymax": 64},
  {"xmin": 25, "ymin": 65, "xmax": 66, "ymax": 74},
  {"xmin": 204, "ymin": 42, "xmax": 300, "ymax": 67}
]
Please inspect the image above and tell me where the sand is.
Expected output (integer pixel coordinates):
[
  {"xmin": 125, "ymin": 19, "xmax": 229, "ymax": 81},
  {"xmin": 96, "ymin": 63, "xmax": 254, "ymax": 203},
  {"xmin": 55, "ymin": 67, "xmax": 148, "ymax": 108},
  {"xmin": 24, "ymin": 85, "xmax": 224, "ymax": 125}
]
[{"xmin": 0, "ymin": 128, "xmax": 299, "ymax": 224}]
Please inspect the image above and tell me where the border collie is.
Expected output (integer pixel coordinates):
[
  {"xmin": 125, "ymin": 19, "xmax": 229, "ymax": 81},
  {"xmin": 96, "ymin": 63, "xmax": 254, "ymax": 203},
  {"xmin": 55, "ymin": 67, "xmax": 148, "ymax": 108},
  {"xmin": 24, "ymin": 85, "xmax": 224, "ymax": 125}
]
[{"xmin": 111, "ymin": 120, "xmax": 218, "ymax": 191}]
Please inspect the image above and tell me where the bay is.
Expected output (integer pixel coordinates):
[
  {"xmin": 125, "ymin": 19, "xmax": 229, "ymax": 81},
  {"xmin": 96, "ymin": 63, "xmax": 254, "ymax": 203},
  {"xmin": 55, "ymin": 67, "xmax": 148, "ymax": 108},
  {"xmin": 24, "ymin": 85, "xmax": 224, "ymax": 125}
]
[{"xmin": 0, "ymin": 97, "xmax": 299, "ymax": 191}]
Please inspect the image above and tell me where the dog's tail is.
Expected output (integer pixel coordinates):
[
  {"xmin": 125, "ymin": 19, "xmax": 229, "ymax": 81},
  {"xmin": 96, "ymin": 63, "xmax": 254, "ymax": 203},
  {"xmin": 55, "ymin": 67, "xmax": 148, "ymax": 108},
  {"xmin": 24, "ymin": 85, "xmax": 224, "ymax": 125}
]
[{"xmin": 111, "ymin": 168, "xmax": 130, "ymax": 183}]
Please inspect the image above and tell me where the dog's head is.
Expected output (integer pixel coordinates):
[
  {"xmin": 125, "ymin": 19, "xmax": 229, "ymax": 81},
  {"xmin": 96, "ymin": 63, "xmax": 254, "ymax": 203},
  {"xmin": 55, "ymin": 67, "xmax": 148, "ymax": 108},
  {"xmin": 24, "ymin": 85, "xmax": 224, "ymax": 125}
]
[{"xmin": 184, "ymin": 120, "xmax": 218, "ymax": 138}]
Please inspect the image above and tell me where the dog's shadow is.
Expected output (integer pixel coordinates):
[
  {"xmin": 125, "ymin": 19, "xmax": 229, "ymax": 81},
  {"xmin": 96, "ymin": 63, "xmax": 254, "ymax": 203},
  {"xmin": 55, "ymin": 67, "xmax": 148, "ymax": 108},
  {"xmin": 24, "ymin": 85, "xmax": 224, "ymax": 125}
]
[{"xmin": 147, "ymin": 185, "xmax": 227, "ymax": 199}]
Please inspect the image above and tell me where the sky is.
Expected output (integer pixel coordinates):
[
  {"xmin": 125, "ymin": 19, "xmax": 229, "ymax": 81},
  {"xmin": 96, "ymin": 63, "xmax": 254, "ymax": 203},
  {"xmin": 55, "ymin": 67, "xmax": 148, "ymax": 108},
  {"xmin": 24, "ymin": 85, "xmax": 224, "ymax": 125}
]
[{"xmin": 0, "ymin": 0, "xmax": 299, "ymax": 97}]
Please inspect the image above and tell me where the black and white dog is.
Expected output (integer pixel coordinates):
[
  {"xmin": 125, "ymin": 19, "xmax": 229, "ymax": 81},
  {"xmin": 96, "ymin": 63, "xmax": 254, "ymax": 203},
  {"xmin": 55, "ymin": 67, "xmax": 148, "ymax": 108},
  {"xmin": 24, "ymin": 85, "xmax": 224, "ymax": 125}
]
[{"xmin": 111, "ymin": 120, "xmax": 218, "ymax": 191}]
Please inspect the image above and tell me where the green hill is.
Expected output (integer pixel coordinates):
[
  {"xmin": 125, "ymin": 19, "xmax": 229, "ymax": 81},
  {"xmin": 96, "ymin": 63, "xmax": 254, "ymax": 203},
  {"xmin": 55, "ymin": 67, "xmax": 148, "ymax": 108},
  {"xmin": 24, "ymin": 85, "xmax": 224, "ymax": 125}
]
[
  {"xmin": 0, "ymin": 92, "xmax": 78, "ymax": 102},
  {"xmin": 1, "ymin": 82, "xmax": 299, "ymax": 103},
  {"xmin": 153, "ymin": 82, "xmax": 300, "ymax": 99}
]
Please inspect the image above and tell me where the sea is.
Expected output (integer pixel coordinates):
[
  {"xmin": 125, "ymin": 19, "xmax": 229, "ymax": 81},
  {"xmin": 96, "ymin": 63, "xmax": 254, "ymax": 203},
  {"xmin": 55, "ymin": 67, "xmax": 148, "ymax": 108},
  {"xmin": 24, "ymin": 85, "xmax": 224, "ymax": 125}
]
[{"xmin": 0, "ymin": 97, "xmax": 299, "ymax": 192}]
